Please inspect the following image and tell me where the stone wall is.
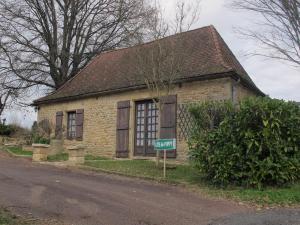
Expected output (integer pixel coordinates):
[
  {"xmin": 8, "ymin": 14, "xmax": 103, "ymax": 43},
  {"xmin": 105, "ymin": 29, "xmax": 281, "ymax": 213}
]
[
  {"xmin": 37, "ymin": 77, "xmax": 257, "ymax": 161},
  {"xmin": 0, "ymin": 135, "xmax": 23, "ymax": 146},
  {"xmin": 236, "ymin": 82, "xmax": 258, "ymax": 102}
]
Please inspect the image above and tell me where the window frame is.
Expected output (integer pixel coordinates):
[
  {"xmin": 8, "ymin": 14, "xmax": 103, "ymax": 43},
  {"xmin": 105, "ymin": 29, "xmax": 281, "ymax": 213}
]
[
  {"xmin": 134, "ymin": 99, "xmax": 159, "ymax": 156},
  {"xmin": 67, "ymin": 111, "xmax": 77, "ymax": 140}
]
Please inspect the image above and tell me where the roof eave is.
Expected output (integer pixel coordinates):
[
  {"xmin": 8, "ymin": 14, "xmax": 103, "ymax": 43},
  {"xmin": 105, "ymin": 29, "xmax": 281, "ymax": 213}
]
[
  {"xmin": 230, "ymin": 72, "xmax": 265, "ymax": 97},
  {"xmin": 33, "ymin": 71, "xmax": 264, "ymax": 106}
]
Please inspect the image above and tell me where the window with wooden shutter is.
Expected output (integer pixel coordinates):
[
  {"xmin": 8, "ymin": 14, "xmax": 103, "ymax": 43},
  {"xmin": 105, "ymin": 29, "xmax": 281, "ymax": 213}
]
[
  {"xmin": 67, "ymin": 111, "xmax": 76, "ymax": 139},
  {"xmin": 116, "ymin": 101, "xmax": 130, "ymax": 158},
  {"xmin": 134, "ymin": 100, "xmax": 158, "ymax": 157},
  {"xmin": 55, "ymin": 111, "xmax": 63, "ymax": 138},
  {"xmin": 76, "ymin": 109, "xmax": 84, "ymax": 140},
  {"xmin": 160, "ymin": 95, "xmax": 177, "ymax": 158}
]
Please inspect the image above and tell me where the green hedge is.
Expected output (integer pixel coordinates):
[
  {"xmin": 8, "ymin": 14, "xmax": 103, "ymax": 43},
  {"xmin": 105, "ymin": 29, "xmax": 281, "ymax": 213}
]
[
  {"xmin": 0, "ymin": 124, "xmax": 15, "ymax": 136},
  {"xmin": 32, "ymin": 136, "xmax": 50, "ymax": 144},
  {"xmin": 189, "ymin": 98, "xmax": 300, "ymax": 189},
  {"xmin": 189, "ymin": 100, "xmax": 234, "ymax": 131}
]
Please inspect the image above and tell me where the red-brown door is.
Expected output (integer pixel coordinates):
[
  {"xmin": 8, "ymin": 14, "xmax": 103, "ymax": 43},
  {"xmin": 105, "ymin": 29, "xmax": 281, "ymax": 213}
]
[{"xmin": 134, "ymin": 100, "xmax": 158, "ymax": 157}]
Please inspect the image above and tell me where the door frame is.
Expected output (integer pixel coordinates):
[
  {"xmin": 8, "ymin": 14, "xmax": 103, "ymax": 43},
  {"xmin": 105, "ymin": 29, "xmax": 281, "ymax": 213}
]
[{"xmin": 134, "ymin": 99, "xmax": 158, "ymax": 157}]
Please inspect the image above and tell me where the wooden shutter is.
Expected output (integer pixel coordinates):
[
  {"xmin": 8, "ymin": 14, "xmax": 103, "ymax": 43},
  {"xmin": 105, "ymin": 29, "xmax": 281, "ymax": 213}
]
[
  {"xmin": 76, "ymin": 109, "xmax": 84, "ymax": 140},
  {"xmin": 116, "ymin": 101, "xmax": 130, "ymax": 158},
  {"xmin": 55, "ymin": 111, "xmax": 63, "ymax": 138},
  {"xmin": 160, "ymin": 95, "xmax": 177, "ymax": 158}
]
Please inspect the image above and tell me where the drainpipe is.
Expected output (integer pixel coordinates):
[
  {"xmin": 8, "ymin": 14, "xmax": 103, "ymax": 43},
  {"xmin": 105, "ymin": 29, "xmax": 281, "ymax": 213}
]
[{"xmin": 231, "ymin": 78, "xmax": 241, "ymax": 105}]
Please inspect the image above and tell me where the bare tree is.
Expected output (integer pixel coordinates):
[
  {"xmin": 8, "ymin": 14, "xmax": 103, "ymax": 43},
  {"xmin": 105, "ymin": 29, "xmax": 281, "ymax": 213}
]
[
  {"xmin": 0, "ymin": 49, "xmax": 32, "ymax": 116},
  {"xmin": 132, "ymin": 0, "xmax": 201, "ymax": 165},
  {"xmin": 134, "ymin": 33, "xmax": 188, "ymax": 106},
  {"xmin": 0, "ymin": 86, "xmax": 19, "ymax": 118},
  {"xmin": 134, "ymin": 0, "xmax": 201, "ymax": 102},
  {"xmin": 0, "ymin": 0, "xmax": 155, "ymax": 92},
  {"xmin": 173, "ymin": 0, "xmax": 201, "ymax": 33},
  {"xmin": 231, "ymin": 0, "xmax": 300, "ymax": 67},
  {"xmin": 0, "ymin": 91, "xmax": 12, "ymax": 117}
]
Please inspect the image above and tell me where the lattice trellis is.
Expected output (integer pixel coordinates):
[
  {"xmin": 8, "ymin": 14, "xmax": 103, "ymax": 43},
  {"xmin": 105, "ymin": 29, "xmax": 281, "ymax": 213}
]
[{"xmin": 178, "ymin": 104, "xmax": 197, "ymax": 141}]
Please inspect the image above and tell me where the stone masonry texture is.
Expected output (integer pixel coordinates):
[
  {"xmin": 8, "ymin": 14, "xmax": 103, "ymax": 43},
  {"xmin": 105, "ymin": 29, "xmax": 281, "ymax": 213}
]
[{"xmin": 37, "ymin": 78, "xmax": 257, "ymax": 161}]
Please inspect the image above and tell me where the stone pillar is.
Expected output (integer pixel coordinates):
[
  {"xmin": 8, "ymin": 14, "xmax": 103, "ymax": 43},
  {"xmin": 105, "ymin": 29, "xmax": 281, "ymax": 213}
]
[
  {"xmin": 49, "ymin": 139, "xmax": 64, "ymax": 156},
  {"xmin": 22, "ymin": 145, "xmax": 34, "ymax": 152},
  {"xmin": 32, "ymin": 144, "xmax": 50, "ymax": 162},
  {"xmin": 67, "ymin": 145, "xmax": 85, "ymax": 165}
]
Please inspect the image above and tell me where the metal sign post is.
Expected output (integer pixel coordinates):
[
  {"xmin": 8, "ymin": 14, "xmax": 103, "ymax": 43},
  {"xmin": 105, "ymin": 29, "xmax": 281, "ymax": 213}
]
[
  {"xmin": 163, "ymin": 149, "xmax": 167, "ymax": 178},
  {"xmin": 154, "ymin": 139, "xmax": 176, "ymax": 179}
]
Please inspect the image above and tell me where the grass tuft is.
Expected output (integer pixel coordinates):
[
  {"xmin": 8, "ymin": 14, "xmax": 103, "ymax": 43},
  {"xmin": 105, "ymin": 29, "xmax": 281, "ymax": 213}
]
[
  {"xmin": 85, "ymin": 160, "xmax": 202, "ymax": 183},
  {"xmin": 47, "ymin": 153, "xmax": 69, "ymax": 162},
  {"xmin": 7, "ymin": 147, "xmax": 32, "ymax": 157},
  {"xmin": 84, "ymin": 155, "xmax": 110, "ymax": 161},
  {"xmin": 0, "ymin": 209, "xmax": 29, "ymax": 225},
  {"xmin": 216, "ymin": 184, "xmax": 300, "ymax": 206}
]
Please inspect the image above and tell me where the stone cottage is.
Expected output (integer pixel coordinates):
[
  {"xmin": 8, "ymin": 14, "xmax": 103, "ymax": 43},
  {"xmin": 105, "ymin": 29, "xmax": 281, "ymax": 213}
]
[{"xmin": 33, "ymin": 25, "xmax": 264, "ymax": 161}]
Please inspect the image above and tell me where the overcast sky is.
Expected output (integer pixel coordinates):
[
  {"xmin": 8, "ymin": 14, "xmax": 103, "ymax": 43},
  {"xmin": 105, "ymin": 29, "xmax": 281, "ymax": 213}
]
[
  {"xmin": 162, "ymin": 0, "xmax": 300, "ymax": 101},
  {"xmin": 4, "ymin": 0, "xmax": 300, "ymax": 128}
]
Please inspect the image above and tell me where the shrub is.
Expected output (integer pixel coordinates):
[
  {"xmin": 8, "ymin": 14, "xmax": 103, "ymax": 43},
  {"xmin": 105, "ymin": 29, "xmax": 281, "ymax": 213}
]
[
  {"xmin": 33, "ymin": 136, "xmax": 50, "ymax": 145},
  {"xmin": 47, "ymin": 153, "xmax": 69, "ymax": 162},
  {"xmin": 0, "ymin": 124, "xmax": 15, "ymax": 136},
  {"xmin": 31, "ymin": 120, "xmax": 51, "ymax": 145},
  {"xmin": 189, "ymin": 98, "xmax": 300, "ymax": 189},
  {"xmin": 189, "ymin": 100, "xmax": 235, "ymax": 133}
]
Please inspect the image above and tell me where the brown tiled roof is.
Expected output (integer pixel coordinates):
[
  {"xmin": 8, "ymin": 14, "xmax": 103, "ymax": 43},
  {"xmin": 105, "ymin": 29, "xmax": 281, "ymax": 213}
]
[{"xmin": 34, "ymin": 25, "xmax": 263, "ymax": 105}]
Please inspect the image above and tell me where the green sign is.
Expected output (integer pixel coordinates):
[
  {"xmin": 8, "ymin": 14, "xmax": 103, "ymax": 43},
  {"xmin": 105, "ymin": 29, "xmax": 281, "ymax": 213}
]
[{"xmin": 154, "ymin": 139, "xmax": 176, "ymax": 151}]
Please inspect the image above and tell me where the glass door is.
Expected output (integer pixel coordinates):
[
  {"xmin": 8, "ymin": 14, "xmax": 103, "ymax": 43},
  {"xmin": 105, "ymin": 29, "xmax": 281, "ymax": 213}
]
[{"xmin": 135, "ymin": 100, "xmax": 158, "ymax": 156}]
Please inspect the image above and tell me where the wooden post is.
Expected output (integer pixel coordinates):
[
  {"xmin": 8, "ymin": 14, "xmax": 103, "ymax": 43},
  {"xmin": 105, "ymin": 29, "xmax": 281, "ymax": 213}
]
[
  {"xmin": 156, "ymin": 102, "xmax": 161, "ymax": 167},
  {"xmin": 163, "ymin": 149, "xmax": 166, "ymax": 179},
  {"xmin": 156, "ymin": 150, "xmax": 160, "ymax": 167}
]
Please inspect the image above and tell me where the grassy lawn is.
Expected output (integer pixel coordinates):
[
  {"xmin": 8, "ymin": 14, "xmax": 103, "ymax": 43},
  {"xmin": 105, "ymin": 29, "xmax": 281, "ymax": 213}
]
[
  {"xmin": 84, "ymin": 159, "xmax": 300, "ymax": 207},
  {"xmin": 85, "ymin": 159, "xmax": 201, "ymax": 183},
  {"xmin": 0, "ymin": 209, "xmax": 30, "ymax": 225},
  {"xmin": 85, "ymin": 155, "xmax": 111, "ymax": 161},
  {"xmin": 47, "ymin": 153, "xmax": 111, "ymax": 162},
  {"xmin": 47, "ymin": 153, "xmax": 69, "ymax": 162},
  {"xmin": 198, "ymin": 182, "xmax": 300, "ymax": 207},
  {"xmin": 6, "ymin": 147, "xmax": 32, "ymax": 157}
]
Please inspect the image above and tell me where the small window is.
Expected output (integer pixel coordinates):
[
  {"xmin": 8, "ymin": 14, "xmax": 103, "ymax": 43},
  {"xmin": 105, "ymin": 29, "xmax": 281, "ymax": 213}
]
[{"xmin": 67, "ymin": 112, "xmax": 76, "ymax": 139}]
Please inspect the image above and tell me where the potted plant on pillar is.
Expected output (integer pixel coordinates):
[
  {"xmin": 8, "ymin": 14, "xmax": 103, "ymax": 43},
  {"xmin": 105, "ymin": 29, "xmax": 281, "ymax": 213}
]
[
  {"xmin": 32, "ymin": 119, "xmax": 51, "ymax": 162},
  {"xmin": 48, "ymin": 115, "xmax": 65, "ymax": 156}
]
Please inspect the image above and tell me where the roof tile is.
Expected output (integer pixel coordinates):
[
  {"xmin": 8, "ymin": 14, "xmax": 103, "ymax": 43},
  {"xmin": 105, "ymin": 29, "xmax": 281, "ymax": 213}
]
[{"xmin": 35, "ymin": 25, "xmax": 261, "ymax": 104}]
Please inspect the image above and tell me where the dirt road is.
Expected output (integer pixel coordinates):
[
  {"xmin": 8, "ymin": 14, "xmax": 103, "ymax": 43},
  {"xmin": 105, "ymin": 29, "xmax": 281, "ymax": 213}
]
[
  {"xmin": 0, "ymin": 151, "xmax": 247, "ymax": 225},
  {"xmin": 0, "ymin": 151, "xmax": 299, "ymax": 225}
]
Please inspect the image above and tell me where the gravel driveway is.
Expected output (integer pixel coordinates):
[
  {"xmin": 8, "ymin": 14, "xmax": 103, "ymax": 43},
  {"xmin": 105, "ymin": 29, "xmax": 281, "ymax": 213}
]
[
  {"xmin": 209, "ymin": 209, "xmax": 300, "ymax": 225},
  {"xmin": 0, "ymin": 151, "xmax": 299, "ymax": 225}
]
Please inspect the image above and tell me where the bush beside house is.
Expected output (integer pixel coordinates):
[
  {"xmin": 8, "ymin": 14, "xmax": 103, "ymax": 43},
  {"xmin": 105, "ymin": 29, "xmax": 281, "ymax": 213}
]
[
  {"xmin": 0, "ymin": 123, "xmax": 32, "ymax": 146},
  {"xmin": 31, "ymin": 120, "xmax": 51, "ymax": 145},
  {"xmin": 189, "ymin": 97, "xmax": 300, "ymax": 189},
  {"xmin": 0, "ymin": 124, "xmax": 15, "ymax": 136}
]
